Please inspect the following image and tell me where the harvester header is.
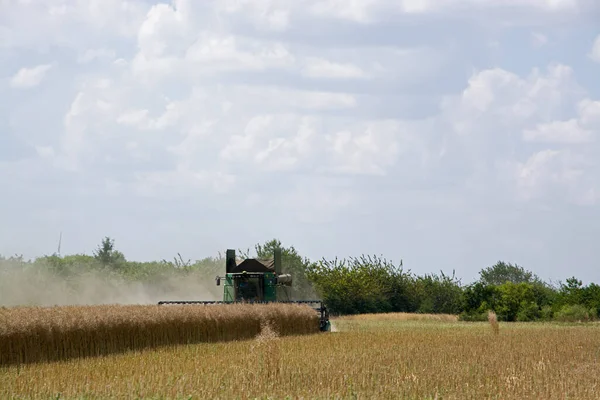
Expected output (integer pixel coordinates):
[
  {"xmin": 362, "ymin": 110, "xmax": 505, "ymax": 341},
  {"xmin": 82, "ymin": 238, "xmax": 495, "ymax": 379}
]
[{"xmin": 158, "ymin": 247, "xmax": 330, "ymax": 332}]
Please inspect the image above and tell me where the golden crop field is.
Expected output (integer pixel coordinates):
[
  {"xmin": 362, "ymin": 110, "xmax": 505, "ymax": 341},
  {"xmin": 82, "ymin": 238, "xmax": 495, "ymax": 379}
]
[
  {"xmin": 0, "ymin": 303, "xmax": 319, "ymax": 366},
  {"xmin": 2, "ymin": 310, "xmax": 600, "ymax": 399}
]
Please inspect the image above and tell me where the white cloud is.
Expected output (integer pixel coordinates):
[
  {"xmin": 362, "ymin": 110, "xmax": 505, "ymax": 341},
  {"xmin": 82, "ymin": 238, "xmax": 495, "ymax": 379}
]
[
  {"xmin": 116, "ymin": 103, "xmax": 183, "ymax": 131},
  {"xmin": 441, "ymin": 63, "xmax": 584, "ymax": 135},
  {"xmin": 308, "ymin": 0, "xmax": 381, "ymax": 23},
  {"xmin": 9, "ymin": 64, "xmax": 53, "ymax": 88},
  {"xmin": 219, "ymin": 114, "xmax": 323, "ymax": 174},
  {"xmin": 301, "ymin": 57, "xmax": 369, "ymax": 79},
  {"xmin": 116, "ymin": 109, "xmax": 150, "ymax": 128},
  {"xmin": 220, "ymin": 115, "xmax": 276, "ymax": 163},
  {"xmin": 438, "ymin": 62, "xmax": 598, "ymax": 206},
  {"xmin": 514, "ymin": 149, "xmax": 561, "ymax": 194},
  {"xmin": 578, "ymin": 99, "xmax": 600, "ymax": 126},
  {"xmin": 216, "ymin": 0, "xmax": 291, "ymax": 31},
  {"xmin": 324, "ymin": 121, "xmax": 403, "ymax": 175},
  {"xmin": 131, "ymin": 31, "xmax": 296, "ymax": 83},
  {"xmin": 184, "ymin": 35, "xmax": 295, "ymax": 71},
  {"xmin": 0, "ymin": 0, "xmax": 147, "ymax": 50},
  {"xmin": 510, "ymin": 149, "xmax": 598, "ymax": 205},
  {"xmin": 523, "ymin": 119, "xmax": 593, "ymax": 143}
]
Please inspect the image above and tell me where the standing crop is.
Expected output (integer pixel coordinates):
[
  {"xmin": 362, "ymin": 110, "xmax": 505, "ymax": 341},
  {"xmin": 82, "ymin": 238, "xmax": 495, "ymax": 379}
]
[{"xmin": 0, "ymin": 303, "xmax": 319, "ymax": 366}]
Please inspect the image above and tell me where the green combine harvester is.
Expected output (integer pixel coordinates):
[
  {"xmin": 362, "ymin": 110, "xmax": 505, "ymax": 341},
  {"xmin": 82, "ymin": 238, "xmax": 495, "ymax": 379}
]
[{"xmin": 158, "ymin": 248, "xmax": 331, "ymax": 332}]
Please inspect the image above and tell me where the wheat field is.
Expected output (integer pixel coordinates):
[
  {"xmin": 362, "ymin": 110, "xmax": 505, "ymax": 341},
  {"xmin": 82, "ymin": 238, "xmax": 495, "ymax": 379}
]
[
  {"xmin": 335, "ymin": 311, "xmax": 459, "ymax": 322},
  {"xmin": 2, "ymin": 311, "xmax": 600, "ymax": 399},
  {"xmin": 0, "ymin": 303, "xmax": 320, "ymax": 366}
]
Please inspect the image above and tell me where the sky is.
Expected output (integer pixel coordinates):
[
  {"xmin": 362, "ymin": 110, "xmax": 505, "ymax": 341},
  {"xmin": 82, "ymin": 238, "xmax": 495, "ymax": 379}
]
[{"xmin": 1, "ymin": 0, "xmax": 599, "ymax": 285}]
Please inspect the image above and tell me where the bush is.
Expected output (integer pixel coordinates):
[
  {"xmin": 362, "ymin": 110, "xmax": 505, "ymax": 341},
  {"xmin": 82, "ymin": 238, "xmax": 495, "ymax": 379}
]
[
  {"xmin": 494, "ymin": 282, "xmax": 537, "ymax": 321},
  {"xmin": 553, "ymin": 304, "xmax": 596, "ymax": 323},
  {"xmin": 306, "ymin": 255, "xmax": 411, "ymax": 315},
  {"xmin": 540, "ymin": 305, "xmax": 554, "ymax": 321},
  {"xmin": 412, "ymin": 272, "xmax": 463, "ymax": 315},
  {"xmin": 516, "ymin": 301, "xmax": 539, "ymax": 322},
  {"xmin": 458, "ymin": 311, "xmax": 488, "ymax": 322}
]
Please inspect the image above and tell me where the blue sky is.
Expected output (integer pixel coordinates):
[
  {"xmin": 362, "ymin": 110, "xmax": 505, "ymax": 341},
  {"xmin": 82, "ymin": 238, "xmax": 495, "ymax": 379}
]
[{"xmin": 1, "ymin": 0, "xmax": 599, "ymax": 285}]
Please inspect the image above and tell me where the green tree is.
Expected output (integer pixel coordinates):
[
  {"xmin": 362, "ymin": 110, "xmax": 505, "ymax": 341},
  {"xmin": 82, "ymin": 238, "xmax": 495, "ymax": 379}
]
[
  {"xmin": 555, "ymin": 277, "xmax": 600, "ymax": 318},
  {"xmin": 93, "ymin": 237, "xmax": 126, "ymax": 268},
  {"xmin": 413, "ymin": 271, "xmax": 463, "ymax": 314},
  {"xmin": 559, "ymin": 276, "xmax": 584, "ymax": 304},
  {"xmin": 581, "ymin": 283, "xmax": 600, "ymax": 317},
  {"xmin": 495, "ymin": 282, "xmax": 538, "ymax": 321},
  {"xmin": 479, "ymin": 261, "xmax": 538, "ymax": 286},
  {"xmin": 306, "ymin": 254, "xmax": 411, "ymax": 315}
]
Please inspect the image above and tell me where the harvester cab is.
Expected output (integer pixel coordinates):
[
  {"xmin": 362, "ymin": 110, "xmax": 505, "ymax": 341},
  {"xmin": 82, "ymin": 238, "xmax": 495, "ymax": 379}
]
[
  {"xmin": 215, "ymin": 248, "xmax": 294, "ymax": 302},
  {"xmin": 158, "ymin": 248, "xmax": 331, "ymax": 332}
]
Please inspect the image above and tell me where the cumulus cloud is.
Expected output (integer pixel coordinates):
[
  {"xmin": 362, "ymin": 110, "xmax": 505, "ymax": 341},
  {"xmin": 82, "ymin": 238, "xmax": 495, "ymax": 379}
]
[
  {"xmin": 509, "ymin": 149, "xmax": 598, "ymax": 205},
  {"xmin": 1, "ymin": 0, "xmax": 599, "ymax": 286},
  {"xmin": 441, "ymin": 64, "xmax": 583, "ymax": 129},
  {"xmin": 437, "ymin": 62, "xmax": 598, "ymax": 205},
  {"xmin": 9, "ymin": 64, "xmax": 53, "ymax": 88}
]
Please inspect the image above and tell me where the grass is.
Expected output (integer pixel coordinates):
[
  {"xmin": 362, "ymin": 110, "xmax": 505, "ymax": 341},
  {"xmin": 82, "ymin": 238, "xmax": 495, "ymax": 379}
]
[{"xmin": 2, "ymin": 312, "xmax": 600, "ymax": 399}]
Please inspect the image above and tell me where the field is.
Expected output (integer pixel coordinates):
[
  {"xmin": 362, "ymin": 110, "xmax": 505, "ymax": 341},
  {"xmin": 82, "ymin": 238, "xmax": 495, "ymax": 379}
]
[{"xmin": 2, "ymin": 309, "xmax": 600, "ymax": 399}]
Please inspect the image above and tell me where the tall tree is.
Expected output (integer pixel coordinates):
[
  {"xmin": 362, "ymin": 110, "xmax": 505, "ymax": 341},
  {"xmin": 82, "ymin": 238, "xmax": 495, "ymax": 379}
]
[
  {"xmin": 479, "ymin": 261, "xmax": 538, "ymax": 286},
  {"xmin": 93, "ymin": 236, "xmax": 126, "ymax": 267}
]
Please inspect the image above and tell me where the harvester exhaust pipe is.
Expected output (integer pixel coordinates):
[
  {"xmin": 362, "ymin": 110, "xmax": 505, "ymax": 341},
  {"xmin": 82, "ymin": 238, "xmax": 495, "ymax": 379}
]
[
  {"xmin": 226, "ymin": 249, "xmax": 236, "ymax": 274},
  {"xmin": 274, "ymin": 247, "xmax": 282, "ymax": 275}
]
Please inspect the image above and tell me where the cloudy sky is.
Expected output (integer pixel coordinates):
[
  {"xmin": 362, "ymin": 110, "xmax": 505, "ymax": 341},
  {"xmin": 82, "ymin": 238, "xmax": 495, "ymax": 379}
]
[{"xmin": 1, "ymin": 0, "xmax": 599, "ymax": 284}]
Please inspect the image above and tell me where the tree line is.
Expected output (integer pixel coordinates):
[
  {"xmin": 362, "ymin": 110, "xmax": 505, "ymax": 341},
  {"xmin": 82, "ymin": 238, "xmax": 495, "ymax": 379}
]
[{"xmin": 1, "ymin": 237, "xmax": 598, "ymax": 322}]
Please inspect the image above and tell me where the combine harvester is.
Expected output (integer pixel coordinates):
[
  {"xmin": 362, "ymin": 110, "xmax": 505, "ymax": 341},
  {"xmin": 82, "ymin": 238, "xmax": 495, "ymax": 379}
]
[{"xmin": 158, "ymin": 248, "xmax": 331, "ymax": 332}]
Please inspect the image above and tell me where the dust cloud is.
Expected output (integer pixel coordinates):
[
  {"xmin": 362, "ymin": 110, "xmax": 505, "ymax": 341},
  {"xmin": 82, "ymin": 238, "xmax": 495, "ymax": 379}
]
[
  {"xmin": 330, "ymin": 321, "xmax": 338, "ymax": 332},
  {"xmin": 0, "ymin": 262, "xmax": 221, "ymax": 307}
]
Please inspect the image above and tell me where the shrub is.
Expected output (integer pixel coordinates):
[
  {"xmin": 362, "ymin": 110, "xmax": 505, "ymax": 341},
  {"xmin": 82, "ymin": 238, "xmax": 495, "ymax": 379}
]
[
  {"xmin": 553, "ymin": 304, "xmax": 595, "ymax": 323},
  {"xmin": 516, "ymin": 301, "xmax": 540, "ymax": 322},
  {"xmin": 458, "ymin": 311, "xmax": 488, "ymax": 322},
  {"xmin": 412, "ymin": 272, "xmax": 463, "ymax": 315},
  {"xmin": 540, "ymin": 305, "xmax": 554, "ymax": 321}
]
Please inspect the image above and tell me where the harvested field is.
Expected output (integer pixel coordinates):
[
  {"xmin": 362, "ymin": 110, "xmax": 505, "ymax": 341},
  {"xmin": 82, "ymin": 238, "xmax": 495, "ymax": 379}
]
[
  {"xmin": 0, "ymin": 303, "xmax": 319, "ymax": 366},
  {"xmin": 336, "ymin": 311, "xmax": 458, "ymax": 322}
]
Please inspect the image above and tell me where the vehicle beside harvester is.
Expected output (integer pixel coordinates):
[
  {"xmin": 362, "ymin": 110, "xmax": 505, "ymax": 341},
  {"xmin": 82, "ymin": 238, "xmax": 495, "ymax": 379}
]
[{"xmin": 158, "ymin": 248, "xmax": 331, "ymax": 332}]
